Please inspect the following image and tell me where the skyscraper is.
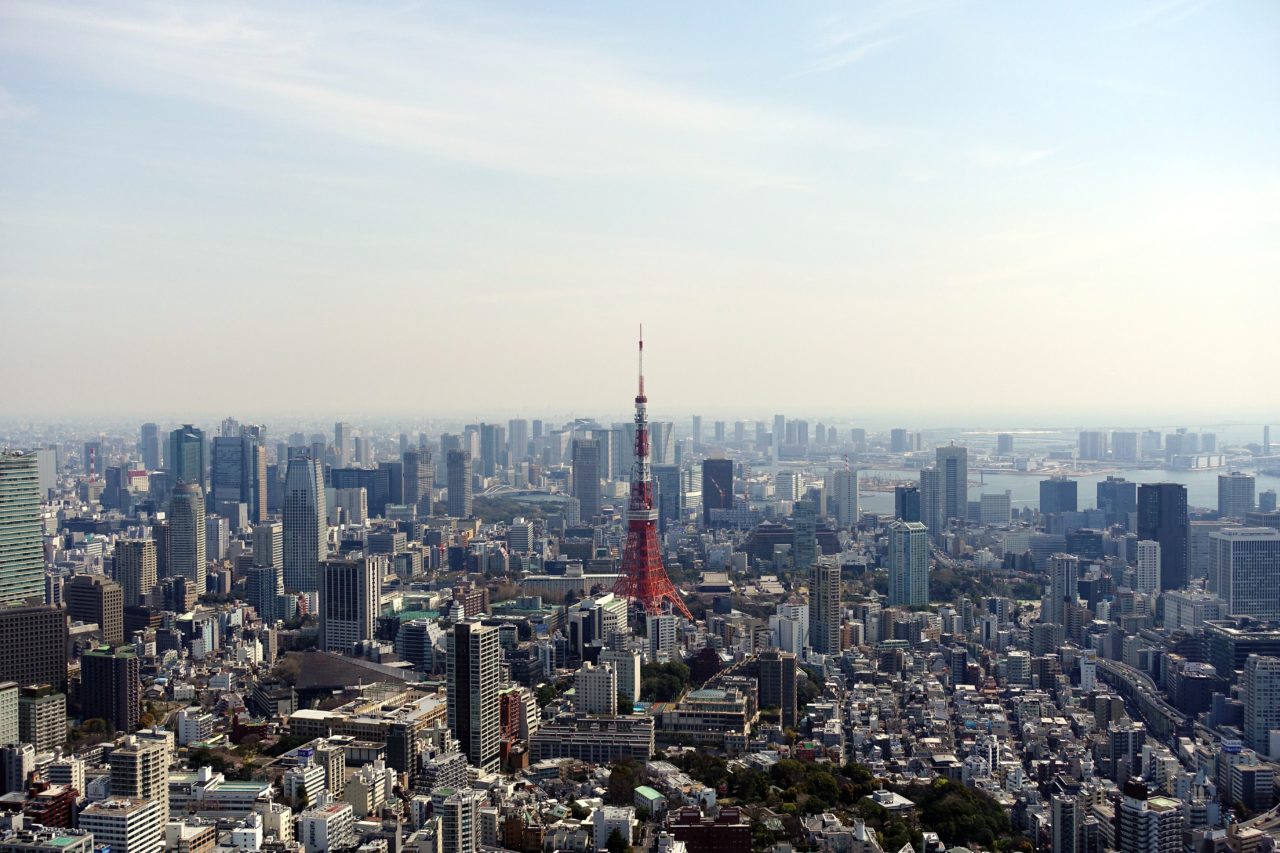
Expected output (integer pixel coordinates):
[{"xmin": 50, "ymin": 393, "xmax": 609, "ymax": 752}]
[
  {"xmin": 996, "ymin": 433, "xmax": 1014, "ymax": 456},
  {"xmin": 318, "ymin": 559, "xmax": 379, "ymax": 654},
  {"xmin": 334, "ymin": 422, "xmax": 352, "ymax": 468},
  {"xmin": 139, "ymin": 423, "xmax": 162, "ymax": 471},
  {"xmin": 168, "ymin": 483, "xmax": 207, "ymax": 597},
  {"xmin": 167, "ymin": 425, "xmax": 206, "ymax": 490},
  {"xmin": 0, "ymin": 452, "xmax": 45, "ymax": 606},
  {"xmin": 1209, "ymin": 528, "xmax": 1280, "ymax": 621},
  {"xmin": 402, "ymin": 450, "xmax": 433, "ymax": 516},
  {"xmin": 66, "ymin": 574, "xmax": 124, "ymax": 647},
  {"xmin": 1040, "ymin": 477, "xmax": 1078, "ymax": 516},
  {"xmin": 691, "ymin": 416, "xmax": 703, "ymax": 448},
  {"xmin": 894, "ymin": 484, "xmax": 921, "ymax": 523},
  {"xmin": 252, "ymin": 521, "xmax": 283, "ymax": 569},
  {"xmin": 808, "ymin": 557, "xmax": 840, "ymax": 656},
  {"xmin": 1077, "ymin": 430, "xmax": 1108, "ymax": 461},
  {"xmin": 0, "ymin": 607, "xmax": 68, "ymax": 692},
  {"xmin": 283, "ymin": 454, "xmax": 327, "ymax": 593},
  {"xmin": 211, "ymin": 433, "xmax": 267, "ymax": 525},
  {"xmin": 1135, "ymin": 540, "xmax": 1161, "ymax": 596},
  {"xmin": 888, "ymin": 520, "xmax": 929, "ymax": 607},
  {"xmin": 757, "ymin": 649, "xmax": 797, "ymax": 728},
  {"xmin": 889, "ymin": 429, "xmax": 909, "ymax": 453},
  {"xmin": 1138, "ymin": 484, "xmax": 1188, "ymax": 591},
  {"xmin": 446, "ymin": 450, "xmax": 473, "ymax": 518},
  {"xmin": 479, "ymin": 423, "xmax": 503, "ymax": 477},
  {"xmin": 1219, "ymin": 472, "xmax": 1256, "ymax": 521},
  {"xmin": 701, "ymin": 458, "xmax": 733, "ymax": 527},
  {"xmin": 653, "ymin": 465, "xmax": 681, "ymax": 533},
  {"xmin": 244, "ymin": 564, "xmax": 283, "ymax": 625},
  {"xmin": 792, "ymin": 501, "xmax": 817, "ymax": 572},
  {"xmin": 1097, "ymin": 477, "xmax": 1138, "ymax": 528},
  {"xmin": 571, "ymin": 439, "xmax": 602, "ymax": 521},
  {"xmin": 81, "ymin": 645, "xmax": 140, "ymax": 732},
  {"xmin": 936, "ymin": 445, "xmax": 967, "ymax": 528},
  {"xmin": 1244, "ymin": 655, "xmax": 1280, "ymax": 754},
  {"xmin": 830, "ymin": 469, "xmax": 859, "ymax": 529},
  {"xmin": 1043, "ymin": 553, "xmax": 1079, "ymax": 626},
  {"xmin": 507, "ymin": 419, "xmax": 529, "ymax": 464},
  {"xmin": 447, "ymin": 621, "xmax": 500, "ymax": 771},
  {"xmin": 113, "ymin": 539, "xmax": 156, "ymax": 607},
  {"xmin": 919, "ymin": 467, "xmax": 942, "ymax": 535}
]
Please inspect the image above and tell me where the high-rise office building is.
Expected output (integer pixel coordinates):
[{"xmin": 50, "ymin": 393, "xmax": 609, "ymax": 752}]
[
  {"xmin": 334, "ymin": 422, "xmax": 352, "ymax": 468},
  {"xmin": 109, "ymin": 735, "xmax": 169, "ymax": 839},
  {"xmin": 168, "ymin": 483, "xmax": 206, "ymax": 597},
  {"xmin": 1043, "ymin": 554, "xmax": 1080, "ymax": 626},
  {"xmin": 167, "ymin": 425, "xmax": 206, "ymax": 490},
  {"xmin": 830, "ymin": 469, "xmax": 859, "ymax": 528},
  {"xmin": 0, "ymin": 607, "xmax": 68, "ymax": 692},
  {"xmin": 1098, "ymin": 477, "xmax": 1138, "ymax": 528},
  {"xmin": 1138, "ymin": 484, "xmax": 1189, "ymax": 591},
  {"xmin": 1135, "ymin": 541, "xmax": 1161, "ymax": 596},
  {"xmin": 446, "ymin": 450, "xmax": 472, "ymax": 518},
  {"xmin": 701, "ymin": 459, "xmax": 733, "ymax": 527},
  {"xmin": 1051, "ymin": 795, "xmax": 1078, "ymax": 853},
  {"xmin": 66, "ymin": 574, "xmax": 124, "ymax": 647},
  {"xmin": 507, "ymin": 419, "xmax": 530, "ymax": 463},
  {"xmin": 252, "ymin": 522, "xmax": 283, "ymax": 569},
  {"xmin": 888, "ymin": 521, "xmax": 929, "ymax": 607},
  {"xmin": 653, "ymin": 464, "xmax": 681, "ymax": 533},
  {"xmin": 889, "ymin": 428, "xmax": 909, "ymax": 453},
  {"xmin": 0, "ymin": 452, "xmax": 45, "ymax": 606},
  {"xmin": 283, "ymin": 454, "xmax": 327, "ymax": 593},
  {"xmin": 1040, "ymin": 477, "xmax": 1078, "ymax": 516},
  {"xmin": 1077, "ymin": 430, "xmax": 1108, "ymax": 461},
  {"xmin": 402, "ymin": 450, "xmax": 433, "ymax": 516},
  {"xmin": 113, "ymin": 540, "xmax": 156, "ymax": 608},
  {"xmin": 1111, "ymin": 432, "xmax": 1140, "ymax": 462},
  {"xmin": 245, "ymin": 564, "xmax": 283, "ymax": 625},
  {"xmin": 211, "ymin": 434, "xmax": 267, "ymax": 525},
  {"xmin": 447, "ymin": 621, "xmax": 500, "ymax": 771},
  {"xmin": 996, "ymin": 433, "xmax": 1014, "ymax": 456},
  {"xmin": 318, "ymin": 559, "xmax": 379, "ymax": 654},
  {"xmin": 1244, "ymin": 654, "xmax": 1280, "ymax": 754},
  {"xmin": 691, "ymin": 416, "xmax": 703, "ymax": 448},
  {"xmin": 808, "ymin": 557, "xmax": 840, "ymax": 656},
  {"xmin": 936, "ymin": 445, "xmax": 967, "ymax": 528},
  {"xmin": 18, "ymin": 685, "xmax": 65, "ymax": 753},
  {"xmin": 894, "ymin": 484, "xmax": 921, "ymax": 523},
  {"xmin": 571, "ymin": 439, "xmax": 602, "ymax": 521},
  {"xmin": 1219, "ymin": 472, "xmax": 1256, "ymax": 521},
  {"xmin": 479, "ymin": 423, "xmax": 503, "ymax": 477},
  {"xmin": 139, "ymin": 424, "xmax": 162, "ymax": 471},
  {"xmin": 919, "ymin": 467, "xmax": 942, "ymax": 535},
  {"xmin": 1261, "ymin": 491, "xmax": 1279, "ymax": 513},
  {"xmin": 81, "ymin": 645, "xmax": 140, "ymax": 732},
  {"xmin": 792, "ymin": 501, "xmax": 817, "ymax": 572},
  {"xmin": 757, "ymin": 648, "xmax": 797, "ymax": 728},
  {"xmin": 1210, "ymin": 528, "xmax": 1280, "ymax": 622}
]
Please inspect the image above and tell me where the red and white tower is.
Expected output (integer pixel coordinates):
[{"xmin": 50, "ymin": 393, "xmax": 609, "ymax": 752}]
[{"xmin": 614, "ymin": 331, "xmax": 692, "ymax": 620}]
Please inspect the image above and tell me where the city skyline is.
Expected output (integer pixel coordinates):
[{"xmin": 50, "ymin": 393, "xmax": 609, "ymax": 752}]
[{"xmin": 2, "ymin": 1, "xmax": 1277, "ymax": 417}]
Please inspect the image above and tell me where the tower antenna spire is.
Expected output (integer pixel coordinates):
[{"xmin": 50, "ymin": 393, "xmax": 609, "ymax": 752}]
[{"xmin": 638, "ymin": 324, "xmax": 644, "ymax": 397}]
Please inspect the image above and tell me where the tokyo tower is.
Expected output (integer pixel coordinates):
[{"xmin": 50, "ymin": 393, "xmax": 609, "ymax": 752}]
[{"xmin": 613, "ymin": 331, "xmax": 693, "ymax": 620}]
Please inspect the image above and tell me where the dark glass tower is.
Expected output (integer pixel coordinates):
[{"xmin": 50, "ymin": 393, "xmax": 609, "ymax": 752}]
[
  {"xmin": 701, "ymin": 459, "xmax": 733, "ymax": 527},
  {"xmin": 1138, "ymin": 483, "xmax": 1188, "ymax": 591}
]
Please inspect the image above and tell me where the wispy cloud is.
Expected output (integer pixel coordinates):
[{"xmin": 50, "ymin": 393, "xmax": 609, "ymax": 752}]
[
  {"xmin": 0, "ymin": 1, "xmax": 884, "ymax": 188},
  {"xmin": 802, "ymin": 37, "xmax": 899, "ymax": 75},
  {"xmin": 804, "ymin": 0, "xmax": 946, "ymax": 75},
  {"xmin": 967, "ymin": 146, "xmax": 1056, "ymax": 168}
]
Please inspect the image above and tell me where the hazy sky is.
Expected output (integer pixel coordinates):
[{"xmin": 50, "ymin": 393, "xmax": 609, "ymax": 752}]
[{"xmin": 1, "ymin": 1, "xmax": 1277, "ymax": 423}]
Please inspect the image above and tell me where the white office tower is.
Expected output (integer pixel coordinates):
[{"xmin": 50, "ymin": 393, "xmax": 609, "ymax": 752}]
[
  {"xmin": 573, "ymin": 661, "xmax": 618, "ymax": 716},
  {"xmin": 1135, "ymin": 540, "xmax": 1162, "ymax": 595},
  {"xmin": 332, "ymin": 488, "xmax": 368, "ymax": 525},
  {"xmin": 769, "ymin": 602, "xmax": 809, "ymax": 655},
  {"xmin": 334, "ymin": 422, "xmax": 352, "ymax": 467},
  {"xmin": 168, "ymin": 483, "xmax": 207, "ymax": 596},
  {"xmin": 936, "ymin": 444, "xmax": 968, "ymax": 527},
  {"xmin": 447, "ymin": 621, "xmax": 500, "ymax": 772},
  {"xmin": 600, "ymin": 649, "xmax": 641, "ymax": 706},
  {"xmin": 0, "ymin": 683, "xmax": 16, "ymax": 746},
  {"xmin": 318, "ymin": 559, "xmax": 379, "ymax": 653},
  {"xmin": 887, "ymin": 520, "xmax": 929, "ymax": 607},
  {"xmin": 1244, "ymin": 654, "xmax": 1280, "ymax": 755},
  {"xmin": 253, "ymin": 522, "xmax": 283, "ymax": 568},
  {"xmin": 774, "ymin": 471, "xmax": 801, "ymax": 502},
  {"xmin": 1218, "ymin": 472, "xmax": 1256, "ymax": 521},
  {"xmin": 284, "ymin": 454, "xmax": 328, "ymax": 593},
  {"xmin": 647, "ymin": 613, "xmax": 679, "ymax": 663},
  {"xmin": 433, "ymin": 787, "xmax": 484, "ymax": 853},
  {"xmin": 79, "ymin": 798, "xmax": 163, "ymax": 853},
  {"xmin": 1043, "ymin": 554, "xmax": 1080, "ymax": 626},
  {"xmin": 1210, "ymin": 528, "xmax": 1280, "ymax": 621},
  {"xmin": 830, "ymin": 469, "xmax": 859, "ymax": 528}
]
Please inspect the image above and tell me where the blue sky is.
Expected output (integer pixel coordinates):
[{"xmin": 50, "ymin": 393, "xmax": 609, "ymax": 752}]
[{"xmin": 1, "ymin": 1, "xmax": 1276, "ymax": 422}]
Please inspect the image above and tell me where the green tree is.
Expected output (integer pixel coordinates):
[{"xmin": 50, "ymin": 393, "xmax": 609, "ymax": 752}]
[{"xmin": 605, "ymin": 828, "xmax": 632, "ymax": 853}]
